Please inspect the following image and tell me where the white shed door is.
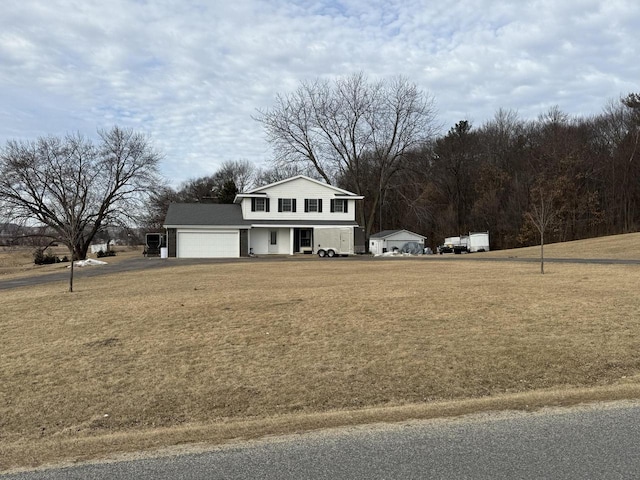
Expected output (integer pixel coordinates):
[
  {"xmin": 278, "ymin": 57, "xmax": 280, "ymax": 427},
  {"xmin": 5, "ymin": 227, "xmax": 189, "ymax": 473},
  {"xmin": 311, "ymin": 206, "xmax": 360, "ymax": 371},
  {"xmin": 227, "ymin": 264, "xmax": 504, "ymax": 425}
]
[{"xmin": 177, "ymin": 231, "xmax": 239, "ymax": 258}]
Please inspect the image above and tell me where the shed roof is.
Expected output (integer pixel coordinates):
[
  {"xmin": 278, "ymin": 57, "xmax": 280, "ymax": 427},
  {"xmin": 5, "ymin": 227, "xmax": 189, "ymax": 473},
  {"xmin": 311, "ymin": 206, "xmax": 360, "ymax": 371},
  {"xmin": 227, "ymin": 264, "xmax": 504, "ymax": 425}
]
[
  {"xmin": 370, "ymin": 229, "xmax": 426, "ymax": 240},
  {"xmin": 163, "ymin": 203, "xmax": 250, "ymax": 227}
]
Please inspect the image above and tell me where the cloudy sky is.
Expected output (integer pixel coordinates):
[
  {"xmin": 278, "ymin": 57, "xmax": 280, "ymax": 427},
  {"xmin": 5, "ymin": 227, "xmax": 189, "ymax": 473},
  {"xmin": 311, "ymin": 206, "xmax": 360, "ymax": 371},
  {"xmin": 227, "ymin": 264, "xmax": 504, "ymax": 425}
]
[{"xmin": 1, "ymin": 0, "xmax": 638, "ymax": 187}]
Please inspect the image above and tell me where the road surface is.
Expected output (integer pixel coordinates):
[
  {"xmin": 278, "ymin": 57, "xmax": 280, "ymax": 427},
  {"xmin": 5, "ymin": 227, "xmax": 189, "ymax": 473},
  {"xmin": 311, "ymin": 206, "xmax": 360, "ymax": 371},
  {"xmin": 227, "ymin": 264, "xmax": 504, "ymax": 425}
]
[{"xmin": 3, "ymin": 401, "xmax": 640, "ymax": 479}]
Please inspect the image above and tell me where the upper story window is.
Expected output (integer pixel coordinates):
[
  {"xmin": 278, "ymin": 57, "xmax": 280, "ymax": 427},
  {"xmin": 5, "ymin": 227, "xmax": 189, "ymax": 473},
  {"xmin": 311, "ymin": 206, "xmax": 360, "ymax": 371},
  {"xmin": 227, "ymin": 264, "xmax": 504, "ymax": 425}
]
[
  {"xmin": 330, "ymin": 199, "xmax": 348, "ymax": 213},
  {"xmin": 251, "ymin": 197, "xmax": 270, "ymax": 212},
  {"xmin": 278, "ymin": 198, "xmax": 297, "ymax": 212},
  {"xmin": 304, "ymin": 198, "xmax": 323, "ymax": 213}
]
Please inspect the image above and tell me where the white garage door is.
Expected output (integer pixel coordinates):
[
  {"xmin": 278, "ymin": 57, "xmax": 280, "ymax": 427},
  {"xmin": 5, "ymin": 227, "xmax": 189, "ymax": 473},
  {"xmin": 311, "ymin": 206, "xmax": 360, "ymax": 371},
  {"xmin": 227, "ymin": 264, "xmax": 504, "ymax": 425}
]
[{"xmin": 177, "ymin": 230, "xmax": 239, "ymax": 258}]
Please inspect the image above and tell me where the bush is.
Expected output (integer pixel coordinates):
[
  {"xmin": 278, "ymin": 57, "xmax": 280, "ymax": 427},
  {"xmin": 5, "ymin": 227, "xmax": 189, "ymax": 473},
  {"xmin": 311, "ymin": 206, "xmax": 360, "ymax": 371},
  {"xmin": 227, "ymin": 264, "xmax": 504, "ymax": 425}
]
[
  {"xmin": 33, "ymin": 249, "xmax": 59, "ymax": 265},
  {"xmin": 96, "ymin": 249, "xmax": 116, "ymax": 258}
]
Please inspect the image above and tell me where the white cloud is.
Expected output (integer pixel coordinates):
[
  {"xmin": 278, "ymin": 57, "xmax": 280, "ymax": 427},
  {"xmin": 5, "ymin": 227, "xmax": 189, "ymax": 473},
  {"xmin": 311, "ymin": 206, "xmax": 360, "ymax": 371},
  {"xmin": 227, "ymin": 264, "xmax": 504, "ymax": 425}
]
[{"xmin": 0, "ymin": 0, "xmax": 638, "ymax": 186}]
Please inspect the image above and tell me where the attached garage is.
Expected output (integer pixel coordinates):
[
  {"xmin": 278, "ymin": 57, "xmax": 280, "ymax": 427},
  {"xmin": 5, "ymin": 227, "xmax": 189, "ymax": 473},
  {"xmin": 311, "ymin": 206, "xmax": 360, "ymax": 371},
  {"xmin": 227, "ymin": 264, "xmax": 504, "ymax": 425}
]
[
  {"xmin": 177, "ymin": 230, "xmax": 239, "ymax": 258},
  {"xmin": 163, "ymin": 203, "xmax": 250, "ymax": 258}
]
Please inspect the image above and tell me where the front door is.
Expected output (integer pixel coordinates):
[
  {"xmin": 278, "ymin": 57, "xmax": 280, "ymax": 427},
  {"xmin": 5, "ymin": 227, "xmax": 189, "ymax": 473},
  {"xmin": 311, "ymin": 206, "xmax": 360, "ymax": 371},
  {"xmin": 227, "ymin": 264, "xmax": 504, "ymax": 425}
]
[
  {"xmin": 293, "ymin": 228, "xmax": 313, "ymax": 253},
  {"xmin": 268, "ymin": 230, "xmax": 278, "ymax": 254},
  {"xmin": 299, "ymin": 229, "xmax": 312, "ymax": 252}
]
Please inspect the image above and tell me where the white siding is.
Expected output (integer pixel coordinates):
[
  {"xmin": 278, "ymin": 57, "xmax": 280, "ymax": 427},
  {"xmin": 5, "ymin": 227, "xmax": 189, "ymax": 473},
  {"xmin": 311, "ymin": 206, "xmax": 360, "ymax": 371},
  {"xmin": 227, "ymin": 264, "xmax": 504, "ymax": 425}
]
[
  {"xmin": 370, "ymin": 239, "xmax": 384, "ymax": 255},
  {"xmin": 384, "ymin": 231, "xmax": 425, "ymax": 243},
  {"xmin": 249, "ymin": 227, "xmax": 292, "ymax": 254},
  {"xmin": 249, "ymin": 229, "xmax": 269, "ymax": 255},
  {"xmin": 242, "ymin": 177, "xmax": 356, "ymax": 222}
]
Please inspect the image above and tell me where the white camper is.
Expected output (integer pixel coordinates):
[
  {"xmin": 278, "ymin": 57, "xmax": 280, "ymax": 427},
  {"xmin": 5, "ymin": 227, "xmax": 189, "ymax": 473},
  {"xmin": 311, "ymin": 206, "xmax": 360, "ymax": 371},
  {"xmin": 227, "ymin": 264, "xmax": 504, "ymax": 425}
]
[{"xmin": 315, "ymin": 227, "xmax": 354, "ymax": 257}]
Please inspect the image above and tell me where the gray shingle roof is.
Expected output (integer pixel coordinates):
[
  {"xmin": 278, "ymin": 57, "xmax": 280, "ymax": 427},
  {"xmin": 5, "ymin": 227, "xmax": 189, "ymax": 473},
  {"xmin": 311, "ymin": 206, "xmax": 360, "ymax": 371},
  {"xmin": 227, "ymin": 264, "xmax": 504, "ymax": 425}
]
[
  {"xmin": 163, "ymin": 203, "xmax": 250, "ymax": 227},
  {"xmin": 370, "ymin": 229, "xmax": 403, "ymax": 238},
  {"xmin": 370, "ymin": 229, "xmax": 426, "ymax": 239}
]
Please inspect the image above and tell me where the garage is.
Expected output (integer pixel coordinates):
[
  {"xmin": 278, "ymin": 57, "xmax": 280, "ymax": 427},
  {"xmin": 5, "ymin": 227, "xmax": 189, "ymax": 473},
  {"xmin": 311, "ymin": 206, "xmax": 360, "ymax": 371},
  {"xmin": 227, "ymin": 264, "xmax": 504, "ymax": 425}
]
[
  {"xmin": 369, "ymin": 229, "xmax": 427, "ymax": 255},
  {"xmin": 177, "ymin": 230, "xmax": 239, "ymax": 258}
]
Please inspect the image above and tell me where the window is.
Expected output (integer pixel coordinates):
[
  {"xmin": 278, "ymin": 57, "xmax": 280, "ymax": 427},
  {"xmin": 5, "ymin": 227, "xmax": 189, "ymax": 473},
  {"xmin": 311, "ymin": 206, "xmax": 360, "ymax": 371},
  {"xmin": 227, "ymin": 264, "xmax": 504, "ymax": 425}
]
[
  {"xmin": 251, "ymin": 197, "xmax": 270, "ymax": 212},
  {"xmin": 304, "ymin": 198, "xmax": 323, "ymax": 213},
  {"xmin": 278, "ymin": 198, "xmax": 297, "ymax": 212},
  {"xmin": 270, "ymin": 231, "xmax": 277, "ymax": 245},
  {"xmin": 330, "ymin": 199, "xmax": 348, "ymax": 213}
]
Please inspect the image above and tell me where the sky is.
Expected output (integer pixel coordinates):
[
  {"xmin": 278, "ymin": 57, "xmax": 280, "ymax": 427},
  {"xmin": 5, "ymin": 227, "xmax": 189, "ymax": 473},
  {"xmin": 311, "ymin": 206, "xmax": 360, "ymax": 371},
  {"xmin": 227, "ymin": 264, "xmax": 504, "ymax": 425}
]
[{"xmin": 1, "ymin": 0, "xmax": 638, "ymax": 187}]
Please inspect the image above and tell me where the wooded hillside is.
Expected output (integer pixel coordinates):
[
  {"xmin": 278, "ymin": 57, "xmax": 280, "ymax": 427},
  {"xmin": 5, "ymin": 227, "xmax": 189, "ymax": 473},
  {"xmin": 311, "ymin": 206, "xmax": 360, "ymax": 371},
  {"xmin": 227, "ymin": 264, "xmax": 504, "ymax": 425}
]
[{"xmin": 357, "ymin": 95, "xmax": 639, "ymax": 249}]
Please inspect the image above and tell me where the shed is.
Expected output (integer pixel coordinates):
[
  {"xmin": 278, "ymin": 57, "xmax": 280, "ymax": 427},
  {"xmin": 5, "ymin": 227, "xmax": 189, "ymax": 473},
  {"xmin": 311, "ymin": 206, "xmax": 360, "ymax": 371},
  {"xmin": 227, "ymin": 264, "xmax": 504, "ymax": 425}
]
[{"xmin": 369, "ymin": 229, "xmax": 427, "ymax": 255}]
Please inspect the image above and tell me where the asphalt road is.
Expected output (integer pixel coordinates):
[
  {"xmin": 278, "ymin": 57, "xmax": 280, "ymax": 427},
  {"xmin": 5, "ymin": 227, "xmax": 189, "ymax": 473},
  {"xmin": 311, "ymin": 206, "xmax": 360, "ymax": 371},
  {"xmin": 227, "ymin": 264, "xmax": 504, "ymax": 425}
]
[
  {"xmin": 2, "ymin": 254, "xmax": 639, "ymax": 291},
  {"xmin": 3, "ymin": 401, "xmax": 640, "ymax": 479}
]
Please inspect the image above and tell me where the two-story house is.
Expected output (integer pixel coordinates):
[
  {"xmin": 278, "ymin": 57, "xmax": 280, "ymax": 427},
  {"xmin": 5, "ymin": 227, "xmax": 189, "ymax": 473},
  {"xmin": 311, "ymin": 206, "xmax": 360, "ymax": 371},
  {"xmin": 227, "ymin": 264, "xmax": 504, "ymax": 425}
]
[{"xmin": 163, "ymin": 175, "xmax": 364, "ymax": 258}]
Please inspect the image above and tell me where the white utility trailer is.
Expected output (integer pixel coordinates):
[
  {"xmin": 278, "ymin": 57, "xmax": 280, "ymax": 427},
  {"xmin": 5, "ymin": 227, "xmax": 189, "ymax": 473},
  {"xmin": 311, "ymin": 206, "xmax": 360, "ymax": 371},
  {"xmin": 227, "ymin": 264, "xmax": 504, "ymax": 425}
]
[
  {"xmin": 467, "ymin": 231, "xmax": 490, "ymax": 252},
  {"xmin": 315, "ymin": 227, "xmax": 354, "ymax": 257}
]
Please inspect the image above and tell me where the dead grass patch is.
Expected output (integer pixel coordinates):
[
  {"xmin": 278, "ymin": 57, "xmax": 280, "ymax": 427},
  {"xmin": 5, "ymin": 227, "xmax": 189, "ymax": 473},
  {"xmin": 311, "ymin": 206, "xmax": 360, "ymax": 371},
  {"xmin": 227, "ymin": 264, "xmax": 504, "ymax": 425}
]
[
  {"xmin": 481, "ymin": 232, "xmax": 640, "ymax": 259},
  {"xmin": 0, "ymin": 245, "xmax": 143, "ymax": 279},
  {"xmin": 2, "ymin": 256, "xmax": 640, "ymax": 470}
]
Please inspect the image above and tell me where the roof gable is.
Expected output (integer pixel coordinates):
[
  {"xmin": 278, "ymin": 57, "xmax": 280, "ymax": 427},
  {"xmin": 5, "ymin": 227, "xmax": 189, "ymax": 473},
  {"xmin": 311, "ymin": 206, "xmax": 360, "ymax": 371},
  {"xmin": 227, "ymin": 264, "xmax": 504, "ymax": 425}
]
[
  {"xmin": 243, "ymin": 175, "xmax": 360, "ymax": 196},
  {"xmin": 370, "ymin": 229, "xmax": 426, "ymax": 240}
]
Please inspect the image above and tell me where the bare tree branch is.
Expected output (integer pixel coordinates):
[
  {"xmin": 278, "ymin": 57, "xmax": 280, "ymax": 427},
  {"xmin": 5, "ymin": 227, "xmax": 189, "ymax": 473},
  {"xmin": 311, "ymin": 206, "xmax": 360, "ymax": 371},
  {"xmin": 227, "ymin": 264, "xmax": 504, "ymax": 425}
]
[{"xmin": 0, "ymin": 126, "xmax": 162, "ymax": 291}]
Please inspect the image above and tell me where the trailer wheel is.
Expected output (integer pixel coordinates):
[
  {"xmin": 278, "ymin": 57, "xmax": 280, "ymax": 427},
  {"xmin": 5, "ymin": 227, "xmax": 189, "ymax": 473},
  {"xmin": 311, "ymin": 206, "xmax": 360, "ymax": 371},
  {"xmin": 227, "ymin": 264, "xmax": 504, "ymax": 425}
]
[
  {"xmin": 327, "ymin": 249, "xmax": 336, "ymax": 258},
  {"xmin": 318, "ymin": 249, "xmax": 326, "ymax": 258}
]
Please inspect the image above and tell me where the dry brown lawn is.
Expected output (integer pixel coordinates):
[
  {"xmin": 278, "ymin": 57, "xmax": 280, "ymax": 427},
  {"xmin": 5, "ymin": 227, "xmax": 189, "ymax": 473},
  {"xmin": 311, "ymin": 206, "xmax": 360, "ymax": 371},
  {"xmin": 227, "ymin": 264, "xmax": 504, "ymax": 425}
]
[
  {"xmin": 0, "ymin": 245, "xmax": 143, "ymax": 279},
  {"xmin": 482, "ymin": 232, "xmax": 640, "ymax": 259},
  {"xmin": 2, "ymin": 235, "xmax": 640, "ymax": 471}
]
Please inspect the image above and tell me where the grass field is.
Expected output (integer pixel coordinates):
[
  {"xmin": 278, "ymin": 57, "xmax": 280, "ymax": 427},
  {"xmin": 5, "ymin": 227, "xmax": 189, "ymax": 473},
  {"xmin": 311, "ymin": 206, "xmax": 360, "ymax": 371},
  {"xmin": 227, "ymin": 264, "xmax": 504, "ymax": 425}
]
[
  {"xmin": 2, "ymin": 234, "xmax": 640, "ymax": 471},
  {"xmin": 0, "ymin": 245, "xmax": 142, "ymax": 279}
]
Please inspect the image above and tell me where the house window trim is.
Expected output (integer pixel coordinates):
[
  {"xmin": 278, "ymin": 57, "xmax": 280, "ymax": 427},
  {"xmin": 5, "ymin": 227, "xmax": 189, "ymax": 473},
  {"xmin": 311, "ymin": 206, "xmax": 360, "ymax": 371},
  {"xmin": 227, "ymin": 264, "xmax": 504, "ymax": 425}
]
[
  {"xmin": 251, "ymin": 197, "xmax": 270, "ymax": 212},
  {"xmin": 304, "ymin": 198, "xmax": 323, "ymax": 213},
  {"xmin": 278, "ymin": 198, "xmax": 297, "ymax": 212},
  {"xmin": 330, "ymin": 199, "xmax": 348, "ymax": 213}
]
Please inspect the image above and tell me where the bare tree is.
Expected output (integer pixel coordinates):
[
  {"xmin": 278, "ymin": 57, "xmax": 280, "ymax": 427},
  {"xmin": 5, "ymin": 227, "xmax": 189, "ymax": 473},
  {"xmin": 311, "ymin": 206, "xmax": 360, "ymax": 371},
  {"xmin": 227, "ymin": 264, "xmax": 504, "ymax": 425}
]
[
  {"xmin": 525, "ymin": 185, "xmax": 559, "ymax": 274},
  {"xmin": 0, "ymin": 126, "xmax": 162, "ymax": 291},
  {"xmin": 213, "ymin": 159, "xmax": 257, "ymax": 193},
  {"xmin": 255, "ymin": 72, "xmax": 438, "ymax": 237}
]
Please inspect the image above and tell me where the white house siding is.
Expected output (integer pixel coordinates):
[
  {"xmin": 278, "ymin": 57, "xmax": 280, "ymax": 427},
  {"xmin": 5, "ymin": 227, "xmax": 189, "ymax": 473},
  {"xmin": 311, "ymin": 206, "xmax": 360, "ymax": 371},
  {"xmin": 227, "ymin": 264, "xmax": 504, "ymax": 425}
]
[
  {"xmin": 249, "ymin": 227, "xmax": 292, "ymax": 255},
  {"xmin": 242, "ymin": 177, "xmax": 355, "ymax": 222}
]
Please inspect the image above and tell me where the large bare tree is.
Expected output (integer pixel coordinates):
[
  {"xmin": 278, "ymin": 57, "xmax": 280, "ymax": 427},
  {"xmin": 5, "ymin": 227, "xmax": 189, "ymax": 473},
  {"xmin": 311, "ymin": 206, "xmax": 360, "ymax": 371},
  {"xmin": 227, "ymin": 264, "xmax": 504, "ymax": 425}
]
[
  {"xmin": 0, "ymin": 126, "xmax": 162, "ymax": 291},
  {"xmin": 255, "ymin": 72, "xmax": 437, "ymax": 237}
]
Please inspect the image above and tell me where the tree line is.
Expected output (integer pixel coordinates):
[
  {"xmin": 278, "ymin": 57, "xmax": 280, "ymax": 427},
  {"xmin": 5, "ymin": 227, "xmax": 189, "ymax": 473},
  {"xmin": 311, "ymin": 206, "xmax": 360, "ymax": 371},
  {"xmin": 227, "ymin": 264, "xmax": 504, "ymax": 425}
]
[
  {"xmin": 153, "ymin": 77, "xmax": 639, "ymax": 251},
  {"xmin": 253, "ymin": 74, "xmax": 639, "ymax": 249},
  {"xmin": 381, "ymin": 95, "xmax": 639, "ymax": 250}
]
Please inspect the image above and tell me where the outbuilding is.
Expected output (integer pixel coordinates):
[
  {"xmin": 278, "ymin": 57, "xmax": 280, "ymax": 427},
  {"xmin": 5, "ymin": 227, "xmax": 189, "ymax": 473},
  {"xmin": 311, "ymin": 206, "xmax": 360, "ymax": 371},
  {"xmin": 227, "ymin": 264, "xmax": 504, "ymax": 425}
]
[{"xmin": 369, "ymin": 229, "xmax": 427, "ymax": 255}]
